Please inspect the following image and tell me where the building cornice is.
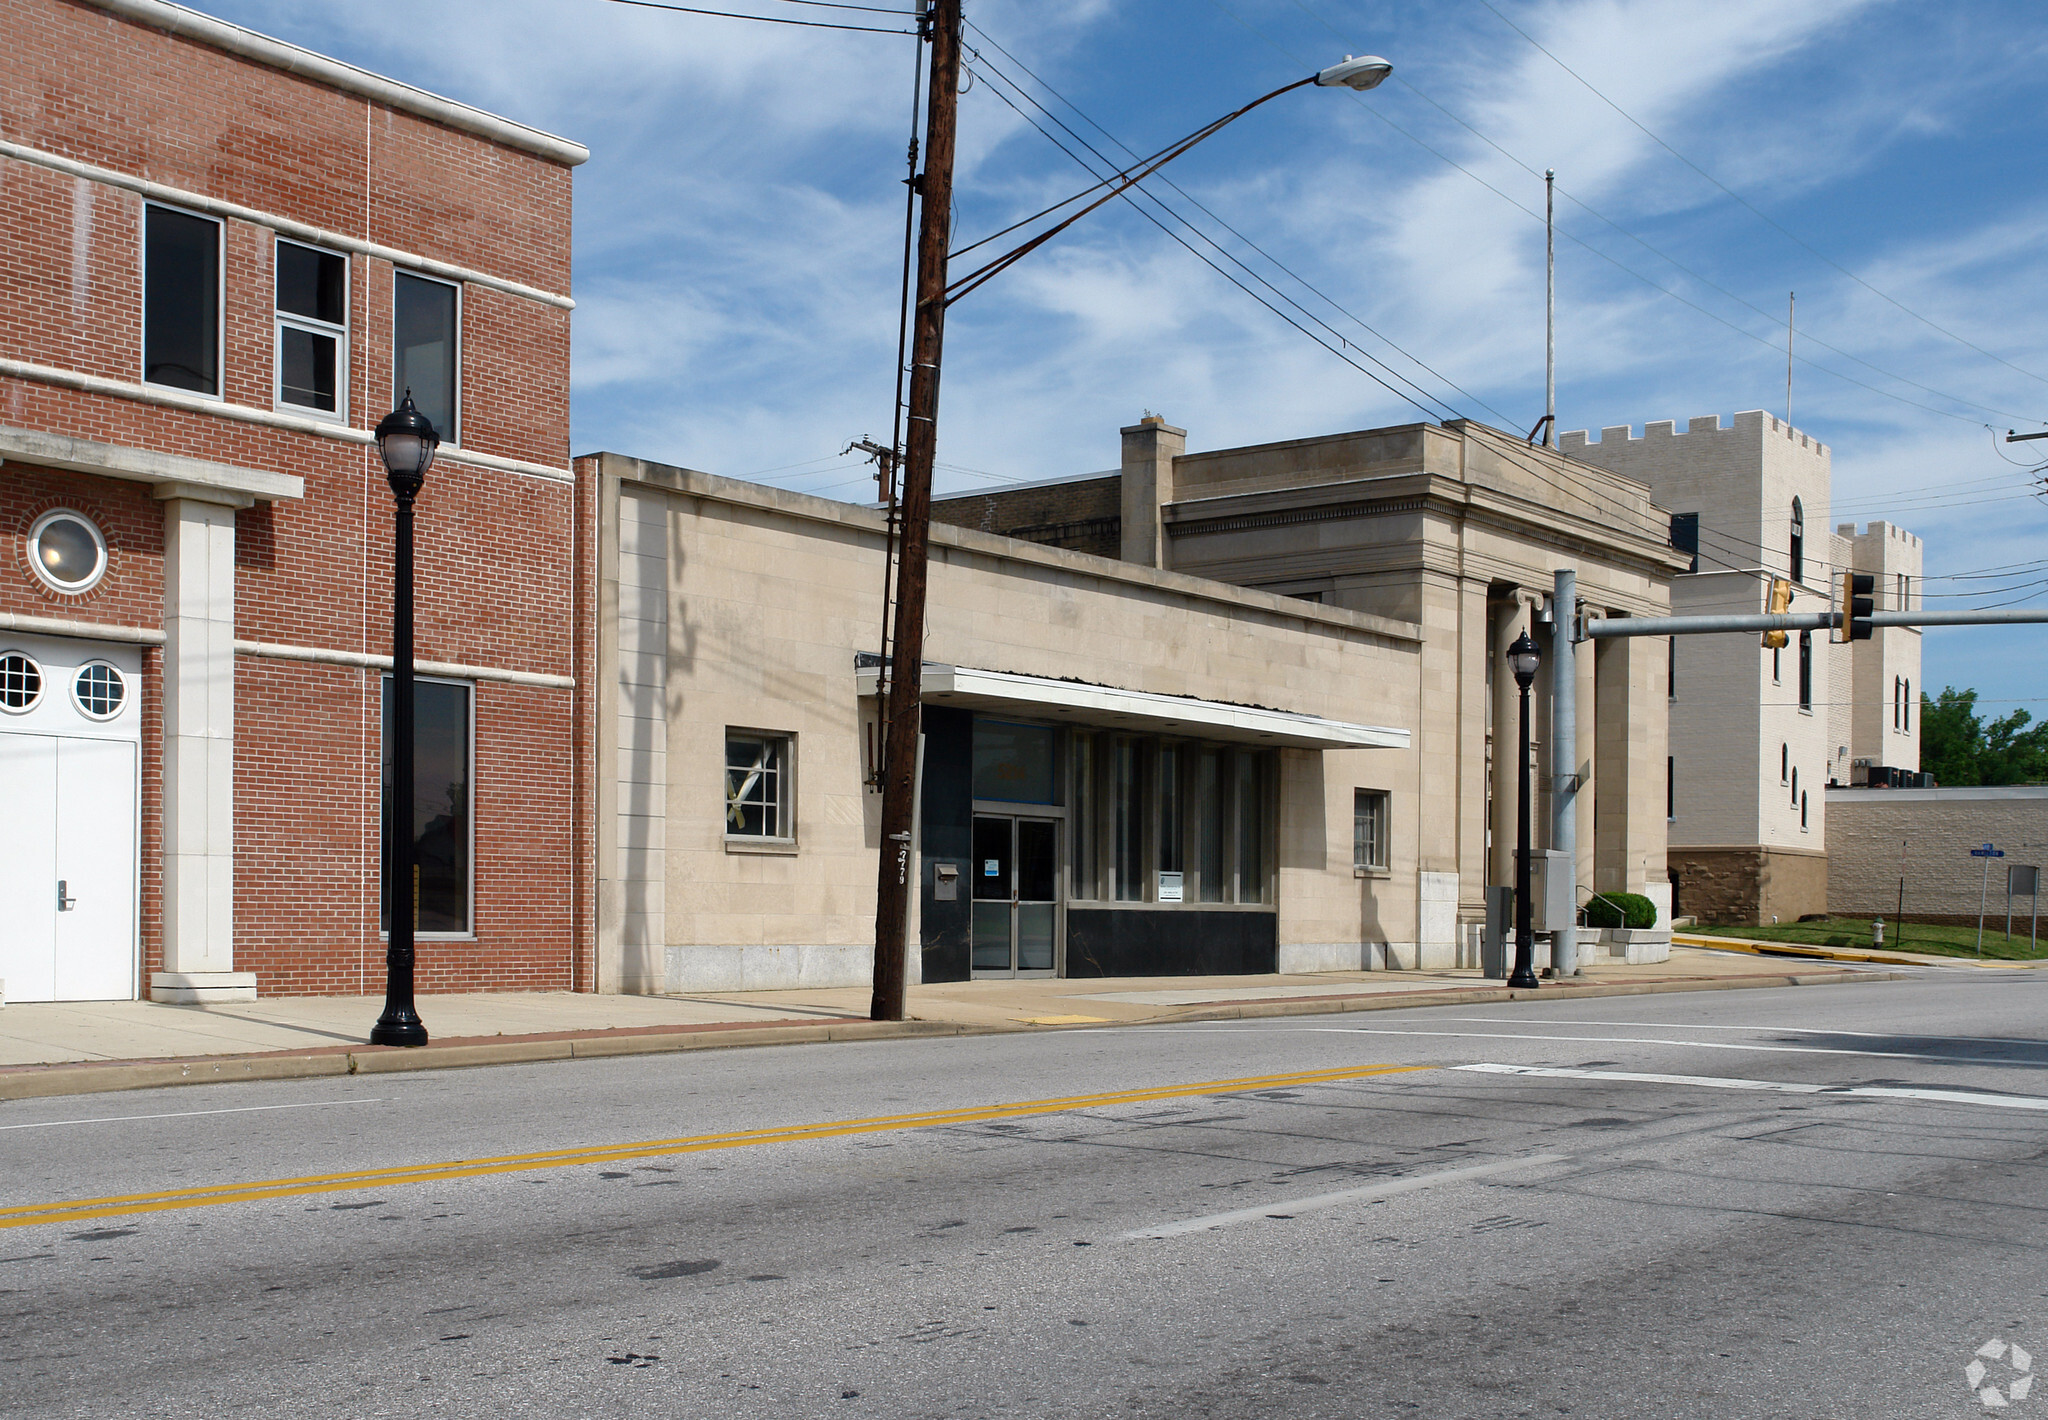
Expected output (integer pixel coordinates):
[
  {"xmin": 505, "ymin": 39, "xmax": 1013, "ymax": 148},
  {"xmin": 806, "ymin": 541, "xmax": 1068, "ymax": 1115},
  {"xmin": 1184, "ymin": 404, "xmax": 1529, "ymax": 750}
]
[
  {"xmin": 0, "ymin": 424, "xmax": 302, "ymax": 502},
  {"xmin": 78, "ymin": 0, "xmax": 589, "ymax": 168},
  {"xmin": 587, "ymin": 452, "xmax": 1424, "ymax": 649}
]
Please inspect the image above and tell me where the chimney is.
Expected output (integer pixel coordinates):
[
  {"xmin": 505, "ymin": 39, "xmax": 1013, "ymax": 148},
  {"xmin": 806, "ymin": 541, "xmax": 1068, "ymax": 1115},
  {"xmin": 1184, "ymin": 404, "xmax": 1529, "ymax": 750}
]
[{"xmin": 1120, "ymin": 413, "xmax": 1185, "ymax": 568}]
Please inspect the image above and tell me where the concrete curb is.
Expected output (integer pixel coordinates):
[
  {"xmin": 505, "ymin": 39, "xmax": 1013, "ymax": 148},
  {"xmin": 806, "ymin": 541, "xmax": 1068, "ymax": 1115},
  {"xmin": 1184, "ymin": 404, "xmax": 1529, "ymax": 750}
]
[{"xmin": 0, "ymin": 969, "xmax": 1904, "ymax": 1102}]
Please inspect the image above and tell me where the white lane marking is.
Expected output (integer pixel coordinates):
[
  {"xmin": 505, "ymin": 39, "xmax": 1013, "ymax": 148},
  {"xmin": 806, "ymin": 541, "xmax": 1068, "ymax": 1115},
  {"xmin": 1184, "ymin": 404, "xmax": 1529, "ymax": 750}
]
[
  {"xmin": 1457, "ymin": 1063, "xmax": 2048, "ymax": 1112},
  {"xmin": 1268, "ymin": 1027, "xmax": 1951, "ymax": 1062},
  {"xmin": 1435, "ymin": 1017, "xmax": 2047, "ymax": 1047},
  {"xmin": 1121, "ymin": 1154, "xmax": 1569, "ymax": 1240},
  {"xmin": 0, "ymin": 1099, "xmax": 386, "ymax": 1132}
]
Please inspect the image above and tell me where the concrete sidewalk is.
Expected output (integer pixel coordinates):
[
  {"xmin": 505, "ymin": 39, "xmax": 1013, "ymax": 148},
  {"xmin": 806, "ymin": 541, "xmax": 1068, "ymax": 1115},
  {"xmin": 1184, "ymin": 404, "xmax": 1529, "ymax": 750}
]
[{"xmin": 0, "ymin": 946, "xmax": 1906, "ymax": 1100}]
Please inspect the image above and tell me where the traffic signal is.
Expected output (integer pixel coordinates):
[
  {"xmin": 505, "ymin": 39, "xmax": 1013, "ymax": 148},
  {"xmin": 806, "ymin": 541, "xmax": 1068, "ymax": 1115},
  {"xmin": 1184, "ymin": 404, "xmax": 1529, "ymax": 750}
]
[
  {"xmin": 1838, "ymin": 570, "xmax": 1875, "ymax": 641},
  {"xmin": 1761, "ymin": 577, "xmax": 1793, "ymax": 649}
]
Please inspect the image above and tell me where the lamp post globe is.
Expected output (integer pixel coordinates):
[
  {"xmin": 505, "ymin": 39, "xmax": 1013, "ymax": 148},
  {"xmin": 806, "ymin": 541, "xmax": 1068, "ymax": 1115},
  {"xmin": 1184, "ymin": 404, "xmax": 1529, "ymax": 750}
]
[
  {"xmin": 1507, "ymin": 629, "xmax": 1543, "ymax": 990},
  {"xmin": 370, "ymin": 391, "xmax": 439, "ymax": 1049}
]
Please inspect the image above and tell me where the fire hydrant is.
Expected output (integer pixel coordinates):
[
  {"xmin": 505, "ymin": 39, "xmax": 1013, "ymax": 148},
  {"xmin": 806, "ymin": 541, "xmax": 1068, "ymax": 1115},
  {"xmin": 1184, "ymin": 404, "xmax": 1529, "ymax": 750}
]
[{"xmin": 1873, "ymin": 917, "xmax": 1885, "ymax": 947}]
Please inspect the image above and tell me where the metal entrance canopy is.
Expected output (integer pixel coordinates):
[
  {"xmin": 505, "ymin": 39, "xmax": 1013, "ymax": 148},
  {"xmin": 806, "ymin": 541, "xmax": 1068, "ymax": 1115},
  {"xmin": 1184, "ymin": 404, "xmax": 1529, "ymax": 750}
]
[{"xmin": 854, "ymin": 661, "xmax": 1409, "ymax": 751}]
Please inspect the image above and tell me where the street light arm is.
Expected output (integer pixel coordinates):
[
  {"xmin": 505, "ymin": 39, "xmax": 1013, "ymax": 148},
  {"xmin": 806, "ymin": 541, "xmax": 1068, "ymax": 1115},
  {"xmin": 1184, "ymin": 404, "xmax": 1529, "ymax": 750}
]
[{"xmin": 942, "ymin": 74, "xmax": 1318, "ymax": 308}]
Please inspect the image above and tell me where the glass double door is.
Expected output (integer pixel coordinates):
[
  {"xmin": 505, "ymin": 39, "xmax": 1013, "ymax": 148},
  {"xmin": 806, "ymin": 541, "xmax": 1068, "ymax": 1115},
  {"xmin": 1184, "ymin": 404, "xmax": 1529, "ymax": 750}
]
[{"xmin": 972, "ymin": 814, "xmax": 1058, "ymax": 977}]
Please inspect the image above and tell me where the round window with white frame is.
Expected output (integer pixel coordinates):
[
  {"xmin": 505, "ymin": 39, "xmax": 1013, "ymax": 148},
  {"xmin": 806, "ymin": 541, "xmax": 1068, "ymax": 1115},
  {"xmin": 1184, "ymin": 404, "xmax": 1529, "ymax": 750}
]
[
  {"xmin": 72, "ymin": 661, "xmax": 126, "ymax": 720},
  {"xmin": 0, "ymin": 650, "xmax": 43, "ymax": 713},
  {"xmin": 27, "ymin": 510, "xmax": 109, "ymax": 594}
]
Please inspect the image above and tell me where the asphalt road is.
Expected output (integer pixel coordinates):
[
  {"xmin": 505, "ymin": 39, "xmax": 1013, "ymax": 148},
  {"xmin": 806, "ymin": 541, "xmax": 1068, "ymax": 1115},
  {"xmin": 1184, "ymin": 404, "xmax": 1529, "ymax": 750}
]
[{"xmin": 5, "ymin": 972, "xmax": 2048, "ymax": 1419}]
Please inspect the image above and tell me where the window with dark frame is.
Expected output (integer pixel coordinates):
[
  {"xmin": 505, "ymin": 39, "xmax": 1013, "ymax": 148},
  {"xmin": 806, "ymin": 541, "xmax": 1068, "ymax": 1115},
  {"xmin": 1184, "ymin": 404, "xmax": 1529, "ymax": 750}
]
[
  {"xmin": 1798, "ymin": 631, "xmax": 1812, "ymax": 710},
  {"xmin": 1790, "ymin": 497, "xmax": 1805, "ymax": 584},
  {"xmin": 1353, "ymin": 789, "xmax": 1389, "ymax": 871},
  {"xmin": 144, "ymin": 205, "xmax": 220, "ymax": 395},
  {"xmin": 380, "ymin": 676, "xmax": 473, "ymax": 936},
  {"xmin": 276, "ymin": 240, "xmax": 347, "ymax": 416},
  {"xmin": 394, "ymin": 271, "xmax": 459, "ymax": 444},
  {"xmin": 725, "ymin": 733, "xmax": 792, "ymax": 840},
  {"xmin": 1904, "ymin": 679, "xmax": 1911, "ymax": 732},
  {"xmin": 1068, "ymin": 732, "xmax": 1274, "ymax": 906},
  {"xmin": 1666, "ymin": 756, "xmax": 1674, "ymax": 820}
]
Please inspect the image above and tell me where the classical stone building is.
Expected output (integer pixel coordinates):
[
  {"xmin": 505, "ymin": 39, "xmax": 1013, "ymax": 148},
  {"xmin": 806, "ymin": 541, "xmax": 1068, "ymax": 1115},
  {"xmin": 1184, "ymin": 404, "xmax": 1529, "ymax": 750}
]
[
  {"xmin": 586, "ymin": 410, "xmax": 1683, "ymax": 994},
  {"xmin": 0, "ymin": 0, "xmax": 588, "ymax": 1001},
  {"xmin": 1563, "ymin": 412, "xmax": 1922, "ymax": 924}
]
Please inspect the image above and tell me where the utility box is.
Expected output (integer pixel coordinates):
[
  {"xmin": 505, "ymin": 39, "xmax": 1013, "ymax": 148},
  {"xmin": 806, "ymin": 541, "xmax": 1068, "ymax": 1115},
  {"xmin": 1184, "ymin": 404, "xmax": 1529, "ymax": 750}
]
[
  {"xmin": 1482, "ymin": 886, "xmax": 1511, "ymax": 978},
  {"xmin": 932, "ymin": 862, "xmax": 960, "ymax": 901},
  {"xmin": 1530, "ymin": 851, "xmax": 1576, "ymax": 931}
]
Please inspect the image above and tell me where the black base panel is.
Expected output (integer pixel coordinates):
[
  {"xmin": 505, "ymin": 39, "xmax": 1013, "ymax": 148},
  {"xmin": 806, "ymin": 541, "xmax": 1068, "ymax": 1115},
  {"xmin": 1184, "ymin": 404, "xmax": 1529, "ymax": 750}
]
[{"xmin": 1064, "ymin": 908, "xmax": 1278, "ymax": 977}]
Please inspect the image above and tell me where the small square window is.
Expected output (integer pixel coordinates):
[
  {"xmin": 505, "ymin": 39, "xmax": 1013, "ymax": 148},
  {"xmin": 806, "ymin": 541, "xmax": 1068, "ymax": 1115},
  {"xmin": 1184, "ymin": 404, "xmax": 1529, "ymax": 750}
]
[
  {"xmin": 726, "ymin": 733, "xmax": 793, "ymax": 841},
  {"xmin": 1353, "ymin": 789, "xmax": 1389, "ymax": 872}
]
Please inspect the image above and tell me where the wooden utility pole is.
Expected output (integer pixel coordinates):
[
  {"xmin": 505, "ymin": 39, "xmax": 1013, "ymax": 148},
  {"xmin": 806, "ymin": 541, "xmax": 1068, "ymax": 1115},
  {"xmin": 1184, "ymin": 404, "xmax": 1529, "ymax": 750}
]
[{"xmin": 871, "ymin": 0, "xmax": 960, "ymax": 1021}]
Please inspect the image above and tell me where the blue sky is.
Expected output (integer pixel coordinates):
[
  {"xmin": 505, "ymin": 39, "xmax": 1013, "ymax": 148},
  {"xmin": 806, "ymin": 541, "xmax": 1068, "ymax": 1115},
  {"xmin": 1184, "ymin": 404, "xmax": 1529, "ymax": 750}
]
[{"xmin": 200, "ymin": 0, "xmax": 2048, "ymax": 715}]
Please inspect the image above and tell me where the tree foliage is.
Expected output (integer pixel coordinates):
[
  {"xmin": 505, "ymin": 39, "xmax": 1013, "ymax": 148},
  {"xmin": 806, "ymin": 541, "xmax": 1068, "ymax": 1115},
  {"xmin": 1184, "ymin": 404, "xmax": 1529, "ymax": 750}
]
[{"xmin": 1920, "ymin": 686, "xmax": 2048, "ymax": 786}]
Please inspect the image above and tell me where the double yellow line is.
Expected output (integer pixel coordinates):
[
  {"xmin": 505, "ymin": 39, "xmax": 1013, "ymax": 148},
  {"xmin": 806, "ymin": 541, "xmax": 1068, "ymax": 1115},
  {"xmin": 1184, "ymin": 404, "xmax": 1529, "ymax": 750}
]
[{"xmin": 1, "ymin": 1062, "xmax": 1429, "ymax": 1231}]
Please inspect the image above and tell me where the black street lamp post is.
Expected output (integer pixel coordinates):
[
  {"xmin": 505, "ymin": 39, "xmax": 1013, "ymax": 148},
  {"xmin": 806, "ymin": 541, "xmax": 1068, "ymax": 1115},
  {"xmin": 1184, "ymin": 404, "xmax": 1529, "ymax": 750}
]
[
  {"xmin": 1507, "ymin": 629, "xmax": 1543, "ymax": 990},
  {"xmin": 370, "ymin": 392, "xmax": 439, "ymax": 1048}
]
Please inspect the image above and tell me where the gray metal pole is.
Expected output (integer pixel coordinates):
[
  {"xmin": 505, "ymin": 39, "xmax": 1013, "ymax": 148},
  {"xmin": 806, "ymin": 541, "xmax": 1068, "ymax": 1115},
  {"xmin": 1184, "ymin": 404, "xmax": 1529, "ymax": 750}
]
[
  {"xmin": 1979, "ymin": 854, "xmax": 1991, "ymax": 957},
  {"xmin": 2007, "ymin": 865, "xmax": 2014, "ymax": 947},
  {"xmin": 1580, "ymin": 607, "xmax": 2048, "ymax": 640},
  {"xmin": 1551, "ymin": 568, "xmax": 1578, "ymax": 976},
  {"xmin": 1544, "ymin": 169, "xmax": 1555, "ymax": 448}
]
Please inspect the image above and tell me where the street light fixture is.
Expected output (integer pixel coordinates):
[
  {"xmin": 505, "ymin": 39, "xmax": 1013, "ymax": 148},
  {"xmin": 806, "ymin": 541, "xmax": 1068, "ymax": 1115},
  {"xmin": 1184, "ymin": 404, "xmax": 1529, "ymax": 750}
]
[
  {"xmin": 1507, "ymin": 629, "xmax": 1543, "ymax": 990},
  {"xmin": 370, "ymin": 391, "xmax": 439, "ymax": 1049}
]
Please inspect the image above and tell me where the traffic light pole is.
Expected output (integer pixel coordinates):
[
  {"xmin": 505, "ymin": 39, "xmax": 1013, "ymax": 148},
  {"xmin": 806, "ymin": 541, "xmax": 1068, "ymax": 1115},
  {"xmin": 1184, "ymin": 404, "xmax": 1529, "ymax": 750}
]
[{"xmin": 1576, "ymin": 607, "xmax": 2048, "ymax": 642}]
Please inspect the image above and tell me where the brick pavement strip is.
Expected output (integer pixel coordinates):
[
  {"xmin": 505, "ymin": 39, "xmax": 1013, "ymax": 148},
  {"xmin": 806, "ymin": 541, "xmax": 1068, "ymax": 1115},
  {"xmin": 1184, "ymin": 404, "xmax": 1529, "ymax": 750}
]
[{"xmin": 0, "ymin": 969, "xmax": 1900, "ymax": 1102}]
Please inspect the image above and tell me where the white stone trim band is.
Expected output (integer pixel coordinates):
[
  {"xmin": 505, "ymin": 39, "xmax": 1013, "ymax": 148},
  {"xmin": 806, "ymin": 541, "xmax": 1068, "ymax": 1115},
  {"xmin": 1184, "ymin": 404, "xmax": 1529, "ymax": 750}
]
[
  {"xmin": 234, "ymin": 639, "xmax": 574, "ymax": 689},
  {"xmin": 0, "ymin": 139, "xmax": 576, "ymax": 310},
  {"xmin": 0, "ymin": 613, "xmax": 165, "ymax": 645},
  {"xmin": 80, "ymin": 1, "xmax": 590, "ymax": 168},
  {"xmin": 0, "ymin": 358, "xmax": 574, "ymax": 484}
]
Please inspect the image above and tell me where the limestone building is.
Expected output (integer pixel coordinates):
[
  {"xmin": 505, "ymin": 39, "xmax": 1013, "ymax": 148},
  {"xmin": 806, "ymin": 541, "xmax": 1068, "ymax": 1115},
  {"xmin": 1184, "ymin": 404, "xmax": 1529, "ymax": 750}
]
[
  {"xmin": 1562, "ymin": 412, "xmax": 1922, "ymax": 924},
  {"xmin": 914, "ymin": 415, "xmax": 1683, "ymax": 983}
]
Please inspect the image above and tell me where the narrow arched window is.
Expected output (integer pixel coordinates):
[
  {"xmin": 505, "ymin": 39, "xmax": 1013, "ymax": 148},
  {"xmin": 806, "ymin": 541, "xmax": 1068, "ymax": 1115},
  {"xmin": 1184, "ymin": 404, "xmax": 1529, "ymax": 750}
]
[
  {"xmin": 1800, "ymin": 791, "xmax": 1809, "ymax": 831},
  {"xmin": 1789, "ymin": 498, "xmax": 1805, "ymax": 584},
  {"xmin": 1798, "ymin": 631, "xmax": 1812, "ymax": 709},
  {"xmin": 1791, "ymin": 766, "xmax": 1799, "ymax": 805},
  {"xmin": 1781, "ymin": 744, "xmax": 1789, "ymax": 783}
]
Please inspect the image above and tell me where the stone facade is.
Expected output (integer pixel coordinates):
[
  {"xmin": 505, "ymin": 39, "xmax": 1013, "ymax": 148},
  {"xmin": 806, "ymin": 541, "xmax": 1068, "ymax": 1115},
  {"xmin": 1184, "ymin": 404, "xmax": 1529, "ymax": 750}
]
[
  {"xmin": 1668, "ymin": 846, "xmax": 1828, "ymax": 925},
  {"xmin": 934, "ymin": 415, "xmax": 1687, "ymax": 961},
  {"xmin": 0, "ymin": 0, "xmax": 587, "ymax": 999},
  {"xmin": 592, "ymin": 453, "xmax": 1426, "ymax": 993},
  {"xmin": 1563, "ymin": 412, "xmax": 1924, "ymax": 926},
  {"xmin": 1828, "ymin": 787, "xmax": 2048, "ymax": 922}
]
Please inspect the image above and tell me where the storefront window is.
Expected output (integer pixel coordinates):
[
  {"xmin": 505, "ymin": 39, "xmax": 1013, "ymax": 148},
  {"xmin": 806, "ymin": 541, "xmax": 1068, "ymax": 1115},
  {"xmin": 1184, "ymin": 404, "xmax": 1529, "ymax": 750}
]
[
  {"xmin": 1070, "ymin": 732, "xmax": 1096, "ymax": 900},
  {"xmin": 1235, "ymin": 753, "xmax": 1266, "ymax": 904},
  {"xmin": 1113, "ymin": 739, "xmax": 1143, "ymax": 901},
  {"xmin": 1196, "ymin": 749, "xmax": 1226, "ymax": 902},
  {"xmin": 973, "ymin": 720, "xmax": 1058, "ymax": 803}
]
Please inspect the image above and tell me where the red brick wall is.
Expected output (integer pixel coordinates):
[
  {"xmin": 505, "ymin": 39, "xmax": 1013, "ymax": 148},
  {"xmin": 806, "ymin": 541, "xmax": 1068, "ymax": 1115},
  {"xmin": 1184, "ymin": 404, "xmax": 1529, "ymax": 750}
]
[{"xmin": 0, "ymin": 0, "xmax": 587, "ymax": 996}]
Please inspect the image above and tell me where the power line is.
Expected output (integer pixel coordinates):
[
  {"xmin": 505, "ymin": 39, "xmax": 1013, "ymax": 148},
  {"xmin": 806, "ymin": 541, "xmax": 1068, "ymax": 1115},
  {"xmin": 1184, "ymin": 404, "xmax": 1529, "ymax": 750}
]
[
  {"xmin": 957, "ymin": 50, "xmax": 1462, "ymax": 425},
  {"xmin": 1468, "ymin": 0, "xmax": 2048, "ymax": 394},
  {"xmin": 1206, "ymin": 0, "xmax": 2022, "ymax": 430},
  {"xmin": 600, "ymin": 0, "xmax": 914, "ymax": 34},
  {"xmin": 963, "ymin": 21, "xmax": 1498, "ymax": 426}
]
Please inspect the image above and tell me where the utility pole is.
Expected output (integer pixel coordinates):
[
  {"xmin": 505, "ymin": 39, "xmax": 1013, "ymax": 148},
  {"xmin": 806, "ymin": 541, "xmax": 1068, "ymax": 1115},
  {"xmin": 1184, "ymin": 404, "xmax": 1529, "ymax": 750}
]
[
  {"xmin": 1544, "ymin": 169, "xmax": 1556, "ymax": 447},
  {"xmin": 870, "ymin": 0, "xmax": 960, "ymax": 1022}
]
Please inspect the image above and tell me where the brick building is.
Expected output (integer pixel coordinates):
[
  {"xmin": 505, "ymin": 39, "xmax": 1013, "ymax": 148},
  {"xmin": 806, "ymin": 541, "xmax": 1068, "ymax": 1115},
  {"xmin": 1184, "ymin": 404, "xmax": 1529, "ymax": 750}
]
[{"xmin": 0, "ymin": 0, "xmax": 590, "ymax": 1002}]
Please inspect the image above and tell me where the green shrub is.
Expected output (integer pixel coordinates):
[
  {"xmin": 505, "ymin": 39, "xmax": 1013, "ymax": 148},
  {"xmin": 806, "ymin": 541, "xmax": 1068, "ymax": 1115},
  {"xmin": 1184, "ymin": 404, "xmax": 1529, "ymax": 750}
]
[{"xmin": 1583, "ymin": 892, "xmax": 1657, "ymax": 930}]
